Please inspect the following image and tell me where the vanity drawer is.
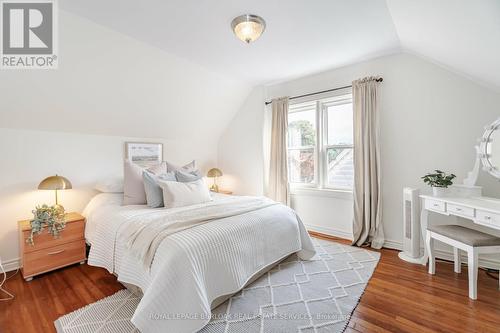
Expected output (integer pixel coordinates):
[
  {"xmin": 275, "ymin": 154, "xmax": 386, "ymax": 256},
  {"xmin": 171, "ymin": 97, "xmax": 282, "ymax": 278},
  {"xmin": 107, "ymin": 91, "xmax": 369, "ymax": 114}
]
[
  {"xmin": 447, "ymin": 204, "xmax": 475, "ymax": 218},
  {"xmin": 476, "ymin": 210, "xmax": 500, "ymax": 227},
  {"xmin": 425, "ymin": 199, "xmax": 446, "ymax": 213}
]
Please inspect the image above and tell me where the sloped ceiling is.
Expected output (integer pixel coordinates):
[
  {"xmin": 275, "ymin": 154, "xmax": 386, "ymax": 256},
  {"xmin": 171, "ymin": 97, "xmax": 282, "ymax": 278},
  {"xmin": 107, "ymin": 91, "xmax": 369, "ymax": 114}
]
[
  {"xmin": 386, "ymin": 0, "xmax": 500, "ymax": 91},
  {"xmin": 60, "ymin": 0, "xmax": 500, "ymax": 91},
  {"xmin": 0, "ymin": 11, "xmax": 250, "ymax": 141}
]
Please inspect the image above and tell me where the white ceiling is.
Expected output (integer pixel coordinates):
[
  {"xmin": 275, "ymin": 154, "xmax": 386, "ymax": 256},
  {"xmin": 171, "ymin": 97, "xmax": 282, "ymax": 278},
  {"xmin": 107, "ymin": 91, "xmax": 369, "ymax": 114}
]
[
  {"xmin": 60, "ymin": 0, "xmax": 400, "ymax": 85},
  {"xmin": 61, "ymin": 0, "xmax": 500, "ymax": 90}
]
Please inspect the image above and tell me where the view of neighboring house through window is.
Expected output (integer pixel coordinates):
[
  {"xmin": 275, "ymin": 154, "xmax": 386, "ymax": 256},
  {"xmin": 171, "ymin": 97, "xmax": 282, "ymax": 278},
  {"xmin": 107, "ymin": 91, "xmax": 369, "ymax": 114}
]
[
  {"xmin": 287, "ymin": 93, "xmax": 353, "ymax": 190},
  {"xmin": 287, "ymin": 102, "xmax": 317, "ymax": 184}
]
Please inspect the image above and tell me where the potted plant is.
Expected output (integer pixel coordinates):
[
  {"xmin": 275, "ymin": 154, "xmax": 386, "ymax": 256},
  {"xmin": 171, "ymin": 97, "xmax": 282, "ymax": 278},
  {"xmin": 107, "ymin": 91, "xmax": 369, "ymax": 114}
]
[
  {"xmin": 27, "ymin": 204, "xmax": 66, "ymax": 245},
  {"xmin": 421, "ymin": 170, "xmax": 456, "ymax": 197}
]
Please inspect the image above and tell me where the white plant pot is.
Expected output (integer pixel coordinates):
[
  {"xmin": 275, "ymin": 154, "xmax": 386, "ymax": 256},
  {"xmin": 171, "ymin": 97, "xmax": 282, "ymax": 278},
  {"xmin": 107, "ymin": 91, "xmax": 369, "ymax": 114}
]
[{"xmin": 432, "ymin": 187, "xmax": 448, "ymax": 197}]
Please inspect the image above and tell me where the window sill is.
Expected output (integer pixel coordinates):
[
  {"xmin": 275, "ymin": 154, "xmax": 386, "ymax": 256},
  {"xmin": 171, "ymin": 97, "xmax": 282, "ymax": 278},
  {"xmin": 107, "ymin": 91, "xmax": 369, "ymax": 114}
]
[{"xmin": 290, "ymin": 187, "xmax": 353, "ymax": 200}]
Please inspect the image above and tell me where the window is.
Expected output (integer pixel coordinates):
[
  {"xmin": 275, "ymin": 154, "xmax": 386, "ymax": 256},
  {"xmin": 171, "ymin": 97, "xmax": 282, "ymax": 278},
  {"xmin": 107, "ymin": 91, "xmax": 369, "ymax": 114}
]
[
  {"xmin": 287, "ymin": 94, "xmax": 353, "ymax": 190},
  {"xmin": 287, "ymin": 103, "xmax": 316, "ymax": 184}
]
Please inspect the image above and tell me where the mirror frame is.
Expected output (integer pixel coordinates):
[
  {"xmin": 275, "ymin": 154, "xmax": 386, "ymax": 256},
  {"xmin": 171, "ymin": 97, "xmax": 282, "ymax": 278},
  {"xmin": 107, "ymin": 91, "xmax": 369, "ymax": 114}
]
[{"xmin": 479, "ymin": 117, "xmax": 500, "ymax": 179}]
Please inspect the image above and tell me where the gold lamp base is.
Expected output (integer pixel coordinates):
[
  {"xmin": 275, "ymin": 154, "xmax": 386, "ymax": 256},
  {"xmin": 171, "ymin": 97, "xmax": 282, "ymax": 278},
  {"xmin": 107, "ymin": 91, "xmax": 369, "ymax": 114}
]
[
  {"xmin": 210, "ymin": 184, "xmax": 219, "ymax": 192},
  {"xmin": 207, "ymin": 168, "xmax": 222, "ymax": 193}
]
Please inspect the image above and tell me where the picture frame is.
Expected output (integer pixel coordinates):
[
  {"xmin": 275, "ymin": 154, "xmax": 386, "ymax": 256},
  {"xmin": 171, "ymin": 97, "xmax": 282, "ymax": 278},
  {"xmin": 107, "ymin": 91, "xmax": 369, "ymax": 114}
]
[{"xmin": 125, "ymin": 142, "xmax": 163, "ymax": 167}]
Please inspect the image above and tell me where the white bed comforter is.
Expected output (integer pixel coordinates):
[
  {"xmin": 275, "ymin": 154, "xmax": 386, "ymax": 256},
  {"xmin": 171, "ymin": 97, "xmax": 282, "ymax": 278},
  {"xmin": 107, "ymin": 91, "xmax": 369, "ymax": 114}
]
[{"xmin": 84, "ymin": 193, "xmax": 315, "ymax": 333}]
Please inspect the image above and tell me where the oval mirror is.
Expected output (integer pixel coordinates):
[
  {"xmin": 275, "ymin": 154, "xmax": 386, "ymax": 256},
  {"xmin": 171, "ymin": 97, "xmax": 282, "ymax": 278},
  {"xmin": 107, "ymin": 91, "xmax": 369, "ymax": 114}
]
[{"xmin": 480, "ymin": 118, "xmax": 500, "ymax": 179}]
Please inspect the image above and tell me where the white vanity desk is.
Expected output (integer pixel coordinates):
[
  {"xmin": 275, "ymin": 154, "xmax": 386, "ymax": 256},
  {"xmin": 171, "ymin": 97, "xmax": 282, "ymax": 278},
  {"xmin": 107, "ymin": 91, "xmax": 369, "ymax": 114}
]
[
  {"xmin": 419, "ymin": 195, "xmax": 500, "ymax": 263},
  {"xmin": 412, "ymin": 116, "xmax": 500, "ymax": 265}
]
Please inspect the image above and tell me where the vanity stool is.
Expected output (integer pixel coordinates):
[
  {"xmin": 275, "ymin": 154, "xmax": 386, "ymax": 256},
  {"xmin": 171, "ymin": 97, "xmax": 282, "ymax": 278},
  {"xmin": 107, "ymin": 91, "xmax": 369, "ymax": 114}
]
[{"xmin": 425, "ymin": 225, "xmax": 500, "ymax": 300}]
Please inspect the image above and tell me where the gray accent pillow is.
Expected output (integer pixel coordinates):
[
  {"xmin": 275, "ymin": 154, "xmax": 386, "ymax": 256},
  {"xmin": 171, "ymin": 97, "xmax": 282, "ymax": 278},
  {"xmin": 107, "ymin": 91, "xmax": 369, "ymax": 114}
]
[
  {"xmin": 166, "ymin": 160, "xmax": 196, "ymax": 173},
  {"xmin": 143, "ymin": 171, "xmax": 176, "ymax": 208},
  {"xmin": 175, "ymin": 170, "xmax": 202, "ymax": 182},
  {"xmin": 123, "ymin": 160, "xmax": 169, "ymax": 205}
]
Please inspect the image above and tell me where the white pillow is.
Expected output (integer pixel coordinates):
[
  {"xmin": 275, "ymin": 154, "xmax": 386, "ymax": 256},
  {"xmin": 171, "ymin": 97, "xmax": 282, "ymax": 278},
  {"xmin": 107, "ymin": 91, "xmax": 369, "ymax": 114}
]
[
  {"xmin": 95, "ymin": 177, "xmax": 124, "ymax": 193},
  {"xmin": 157, "ymin": 178, "xmax": 211, "ymax": 208}
]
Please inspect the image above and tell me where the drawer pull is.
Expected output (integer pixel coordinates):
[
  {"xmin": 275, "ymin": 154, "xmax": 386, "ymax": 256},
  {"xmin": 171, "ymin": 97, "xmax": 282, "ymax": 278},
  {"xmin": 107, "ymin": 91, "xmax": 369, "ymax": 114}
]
[
  {"xmin": 456, "ymin": 208, "xmax": 462, "ymax": 212},
  {"xmin": 484, "ymin": 215, "xmax": 491, "ymax": 220},
  {"xmin": 47, "ymin": 249, "xmax": 65, "ymax": 255},
  {"xmin": 433, "ymin": 204, "xmax": 439, "ymax": 207}
]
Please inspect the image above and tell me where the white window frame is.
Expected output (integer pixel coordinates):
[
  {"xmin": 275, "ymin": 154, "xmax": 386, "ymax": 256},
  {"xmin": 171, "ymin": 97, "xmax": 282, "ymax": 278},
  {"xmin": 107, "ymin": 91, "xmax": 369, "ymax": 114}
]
[
  {"xmin": 288, "ymin": 92, "xmax": 353, "ymax": 192},
  {"xmin": 287, "ymin": 101, "xmax": 318, "ymax": 187}
]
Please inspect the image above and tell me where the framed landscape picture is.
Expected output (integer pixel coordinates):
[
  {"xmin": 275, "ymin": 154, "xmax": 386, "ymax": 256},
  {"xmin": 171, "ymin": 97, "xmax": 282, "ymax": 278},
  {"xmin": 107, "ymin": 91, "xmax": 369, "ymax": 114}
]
[{"xmin": 125, "ymin": 142, "xmax": 163, "ymax": 167}]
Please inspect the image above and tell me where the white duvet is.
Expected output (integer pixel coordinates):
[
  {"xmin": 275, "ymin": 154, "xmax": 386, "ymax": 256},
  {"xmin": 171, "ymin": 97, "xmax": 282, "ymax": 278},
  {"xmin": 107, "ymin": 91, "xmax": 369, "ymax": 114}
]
[{"xmin": 84, "ymin": 193, "xmax": 315, "ymax": 333}]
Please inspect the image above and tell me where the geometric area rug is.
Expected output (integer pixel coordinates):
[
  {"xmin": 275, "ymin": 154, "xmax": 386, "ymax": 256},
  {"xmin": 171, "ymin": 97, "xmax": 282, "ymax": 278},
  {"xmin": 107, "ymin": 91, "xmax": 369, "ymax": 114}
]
[{"xmin": 55, "ymin": 239, "xmax": 380, "ymax": 333}]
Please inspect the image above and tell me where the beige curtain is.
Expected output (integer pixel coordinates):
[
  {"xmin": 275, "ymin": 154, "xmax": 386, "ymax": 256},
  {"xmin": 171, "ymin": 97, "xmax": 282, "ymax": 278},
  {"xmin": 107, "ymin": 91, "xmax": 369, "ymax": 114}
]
[
  {"xmin": 352, "ymin": 77, "xmax": 384, "ymax": 249},
  {"xmin": 267, "ymin": 97, "xmax": 290, "ymax": 205}
]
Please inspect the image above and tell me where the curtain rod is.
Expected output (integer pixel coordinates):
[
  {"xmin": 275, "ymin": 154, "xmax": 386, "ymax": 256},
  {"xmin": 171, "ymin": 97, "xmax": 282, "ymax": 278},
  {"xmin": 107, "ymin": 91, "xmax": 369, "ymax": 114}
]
[{"xmin": 264, "ymin": 77, "xmax": 383, "ymax": 105}]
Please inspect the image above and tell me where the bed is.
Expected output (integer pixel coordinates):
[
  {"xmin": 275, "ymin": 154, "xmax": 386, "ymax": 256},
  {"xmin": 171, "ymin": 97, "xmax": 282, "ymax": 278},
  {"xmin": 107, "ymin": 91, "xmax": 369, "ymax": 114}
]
[{"xmin": 83, "ymin": 192, "xmax": 316, "ymax": 333}]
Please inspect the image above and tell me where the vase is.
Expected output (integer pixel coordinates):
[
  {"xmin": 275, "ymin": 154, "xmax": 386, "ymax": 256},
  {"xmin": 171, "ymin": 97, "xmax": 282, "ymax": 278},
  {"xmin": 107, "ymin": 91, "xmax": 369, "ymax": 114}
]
[{"xmin": 432, "ymin": 187, "xmax": 448, "ymax": 197}]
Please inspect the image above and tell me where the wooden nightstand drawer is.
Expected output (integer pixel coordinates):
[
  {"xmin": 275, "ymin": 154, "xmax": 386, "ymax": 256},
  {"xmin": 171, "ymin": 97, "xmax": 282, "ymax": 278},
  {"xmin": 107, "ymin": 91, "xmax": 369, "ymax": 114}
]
[
  {"xmin": 19, "ymin": 212, "xmax": 86, "ymax": 281},
  {"xmin": 21, "ymin": 218, "xmax": 85, "ymax": 253},
  {"xmin": 22, "ymin": 239, "xmax": 86, "ymax": 278}
]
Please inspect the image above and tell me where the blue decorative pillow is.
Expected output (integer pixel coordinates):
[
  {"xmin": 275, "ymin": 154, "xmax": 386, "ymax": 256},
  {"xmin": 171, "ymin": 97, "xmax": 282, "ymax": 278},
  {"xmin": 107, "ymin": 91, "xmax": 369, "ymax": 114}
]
[
  {"xmin": 143, "ymin": 171, "xmax": 175, "ymax": 208},
  {"xmin": 175, "ymin": 170, "xmax": 202, "ymax": 182}
]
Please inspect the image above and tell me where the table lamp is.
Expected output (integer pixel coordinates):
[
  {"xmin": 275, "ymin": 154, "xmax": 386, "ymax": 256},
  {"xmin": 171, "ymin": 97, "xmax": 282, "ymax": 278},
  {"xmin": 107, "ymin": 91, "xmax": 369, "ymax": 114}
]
[
  {"xmin": 38, "ymin": 174, "xmax": 72, "ymax": 211},
  {"xmin": 206, "ymin": 168, "xmax": 223, "ymax": 192}
]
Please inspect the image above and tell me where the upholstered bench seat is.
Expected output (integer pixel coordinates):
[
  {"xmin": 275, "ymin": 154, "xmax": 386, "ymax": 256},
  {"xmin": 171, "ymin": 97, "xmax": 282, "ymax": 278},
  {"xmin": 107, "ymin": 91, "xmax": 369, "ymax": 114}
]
[
  {"xmin": 427, "ymin": 225, "xmax": 500, "ymax": 247},
  {"xmin": 426, "ymin": 224, "xmax": 500, "ymax": 299}
]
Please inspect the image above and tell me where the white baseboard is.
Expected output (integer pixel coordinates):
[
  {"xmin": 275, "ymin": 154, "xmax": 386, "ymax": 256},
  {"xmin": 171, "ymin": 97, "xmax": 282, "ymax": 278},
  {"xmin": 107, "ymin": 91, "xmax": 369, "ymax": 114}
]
[
  {"xmin": 1, "ymin": 258, "xmax": 20, "ymax": 272},
  {"xmin": 305, "ymin": 224, "xmax": 353, "ymax": 241},
  {"xmin": 384, "ymin": 239, "xmax": 500, "ymax": 270},
  {"xmin": 307, "ymin": 230, "xmax": 500, "ymax": 270},
  {"xmin": 383, "ymin": 239, "xmax": 403, "ymax": 251}
]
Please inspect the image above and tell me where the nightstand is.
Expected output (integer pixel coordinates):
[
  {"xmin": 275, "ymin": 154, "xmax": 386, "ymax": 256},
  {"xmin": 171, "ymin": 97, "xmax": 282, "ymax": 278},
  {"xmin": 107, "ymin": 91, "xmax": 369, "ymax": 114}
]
[
  {"xmin": 18, "ymin": 212, "xmax": 86, "ymax": 281},
  {"xmin": 211, "ymin": 190, "xmax": 233, "ymax": 195}
]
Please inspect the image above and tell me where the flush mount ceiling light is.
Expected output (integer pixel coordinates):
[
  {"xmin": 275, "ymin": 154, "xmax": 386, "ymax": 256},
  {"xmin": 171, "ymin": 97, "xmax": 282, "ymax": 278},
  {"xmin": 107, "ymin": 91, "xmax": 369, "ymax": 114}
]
[{"xmin": 231, "ymin": 14, "xmax": 266, "ymax": 44}]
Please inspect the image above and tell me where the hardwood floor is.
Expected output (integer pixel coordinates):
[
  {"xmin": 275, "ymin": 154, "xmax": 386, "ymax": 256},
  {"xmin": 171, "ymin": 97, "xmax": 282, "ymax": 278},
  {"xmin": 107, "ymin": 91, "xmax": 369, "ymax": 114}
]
[{"xmin": 1, "ymin": 236, "xmax": 499, "ymax": 333}]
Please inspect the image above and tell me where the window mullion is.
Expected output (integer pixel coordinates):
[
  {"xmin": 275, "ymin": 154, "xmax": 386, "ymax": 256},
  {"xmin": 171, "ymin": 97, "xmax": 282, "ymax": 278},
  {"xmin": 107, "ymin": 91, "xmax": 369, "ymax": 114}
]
[
  {"xmin": 325, "ymin": 144, "xmax": 354, "ymax": 149},
  {"xmin": 322, "ymin": 102, "xmax": 329, "ymax": 189},
  {"xmin": 287, "ymin": 146, "xmax": 316, "ymax": 150},
  {"xmin": 317, "ymin": 101, "xmax": 324, "ymax": 189}
]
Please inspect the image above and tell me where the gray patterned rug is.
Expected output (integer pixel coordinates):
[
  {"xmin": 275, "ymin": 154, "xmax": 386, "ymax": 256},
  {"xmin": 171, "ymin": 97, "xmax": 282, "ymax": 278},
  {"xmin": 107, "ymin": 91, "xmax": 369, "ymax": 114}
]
[{"xmin": 55, "ymin": 239, "xmax": 380, "ymax": 333}]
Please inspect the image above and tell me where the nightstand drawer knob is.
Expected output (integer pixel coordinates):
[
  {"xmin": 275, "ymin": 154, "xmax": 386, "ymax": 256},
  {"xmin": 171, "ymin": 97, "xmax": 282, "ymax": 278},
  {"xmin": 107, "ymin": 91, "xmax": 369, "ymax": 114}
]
[{"xmin": 47, "ymin": 249, "xmax": 65, "ymax": 255}]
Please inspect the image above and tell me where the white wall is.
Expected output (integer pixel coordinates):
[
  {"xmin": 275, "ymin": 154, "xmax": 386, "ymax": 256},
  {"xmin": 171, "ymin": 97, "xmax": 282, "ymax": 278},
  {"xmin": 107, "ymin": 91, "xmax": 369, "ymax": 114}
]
[
  {"xmin": 0, "ymin": 11, "xmax": 251, "ymax": 270},
  {"xmin": 217, "ymin": 87, "xmax": 265, "ymax": 194},
  {"xmin": 0, "ymin": 128, "xmax": 217, "ymax": 270},
  {"xmin": 289, "ymin": 190, "xmax": 353, "ymax": 239},
  {"xmin": 218, "ymin": 53, "xmax": 500, "ymax": 265}
]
